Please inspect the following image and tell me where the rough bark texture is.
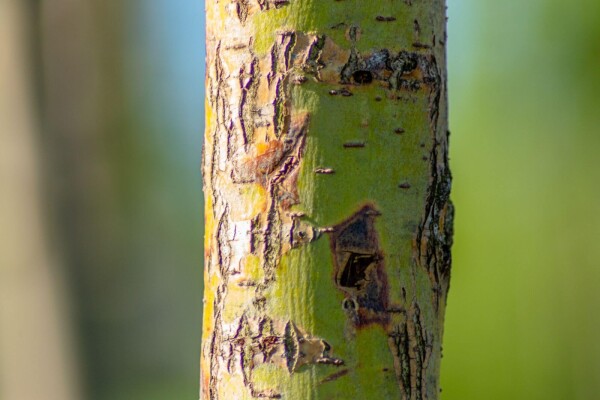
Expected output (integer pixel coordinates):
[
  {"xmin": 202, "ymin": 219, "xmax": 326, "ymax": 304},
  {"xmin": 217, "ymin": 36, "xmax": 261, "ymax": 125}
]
[{"xmin": 202, "ymin": 1, "xmax": 451, "ymax": 399}]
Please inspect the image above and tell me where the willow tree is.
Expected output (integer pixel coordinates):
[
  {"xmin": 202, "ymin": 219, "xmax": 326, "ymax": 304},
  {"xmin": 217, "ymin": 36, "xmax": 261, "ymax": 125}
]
[{"xmin": 201, "ymin": 0, "xmax": 452, "ymax": 398}]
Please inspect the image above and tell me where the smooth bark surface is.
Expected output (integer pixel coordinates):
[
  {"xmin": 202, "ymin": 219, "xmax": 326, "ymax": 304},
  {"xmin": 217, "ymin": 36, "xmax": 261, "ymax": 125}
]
[{"xmin": 202, "ymin": 1, "xmax": 452, "ymax": 398}]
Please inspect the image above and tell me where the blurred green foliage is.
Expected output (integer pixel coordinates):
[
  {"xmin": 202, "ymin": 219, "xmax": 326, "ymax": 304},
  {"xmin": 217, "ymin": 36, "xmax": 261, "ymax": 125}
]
[{"xmin": 441, "ymin": 0, "xmax": 600, "ymax": 399}]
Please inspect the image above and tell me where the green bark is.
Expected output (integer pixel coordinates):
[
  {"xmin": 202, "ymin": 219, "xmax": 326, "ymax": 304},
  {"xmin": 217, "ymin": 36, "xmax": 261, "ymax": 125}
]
[{"xmin": 202, "ymin": 1, "xmax": 451, "ymax": 398}]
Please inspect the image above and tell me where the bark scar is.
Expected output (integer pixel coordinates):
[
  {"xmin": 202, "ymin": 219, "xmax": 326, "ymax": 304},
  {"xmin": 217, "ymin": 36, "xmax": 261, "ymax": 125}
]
[{"xmin": 328, "ymin": 204, "xmax": 390, "ymax": 327}]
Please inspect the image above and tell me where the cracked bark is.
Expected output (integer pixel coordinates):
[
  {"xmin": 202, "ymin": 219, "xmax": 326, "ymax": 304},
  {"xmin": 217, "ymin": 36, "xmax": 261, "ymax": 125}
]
[{"xmin": 202, "ymin": 1, "xmax": 451, "ymax": 399}]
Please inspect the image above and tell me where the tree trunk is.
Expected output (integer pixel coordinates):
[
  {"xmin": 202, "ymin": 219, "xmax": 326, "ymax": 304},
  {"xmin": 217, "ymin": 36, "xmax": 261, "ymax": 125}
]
[
  {"xmin": 201, "ymin": 1, "xmax": 452, "ymax": 399},
  {"xmin": 0, "ymin": 1, "xmax": 81, "ymax": 399}
]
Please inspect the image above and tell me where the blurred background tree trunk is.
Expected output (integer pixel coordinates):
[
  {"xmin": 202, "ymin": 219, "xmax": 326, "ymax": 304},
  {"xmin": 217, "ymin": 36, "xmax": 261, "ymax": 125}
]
[
  {"xmin": 0, "ymin": 1, "xmax": 81, "ymax": 399},
  {"xmin": 35, "ymin": 1, "xmax": 204, "ymax": 398},
  {"xmin": 38, "ymin": 2, "xmax": 126, "ymax": 398},
  {"xmin": 1, "ymin": 1, "xmax": 203, "ymax": 399}
]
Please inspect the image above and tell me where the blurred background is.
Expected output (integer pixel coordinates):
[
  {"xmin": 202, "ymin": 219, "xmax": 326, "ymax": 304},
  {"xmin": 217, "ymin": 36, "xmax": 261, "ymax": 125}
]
[{"xmin": 1, "ymin": 0, "xmax": 599, "ymax": 399}]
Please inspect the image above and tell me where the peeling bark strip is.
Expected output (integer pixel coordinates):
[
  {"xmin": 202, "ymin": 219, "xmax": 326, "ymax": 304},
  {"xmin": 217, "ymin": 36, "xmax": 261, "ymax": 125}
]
[{"xmin": 203, "ymin": 0, "xmax": 450, "ymax": 399}]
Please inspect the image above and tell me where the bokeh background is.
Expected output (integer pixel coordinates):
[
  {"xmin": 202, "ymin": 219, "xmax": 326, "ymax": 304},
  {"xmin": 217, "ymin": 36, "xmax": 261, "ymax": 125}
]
[{"xmin": 1, "ymin": 0, "xmax": 599, "ymax": 399}]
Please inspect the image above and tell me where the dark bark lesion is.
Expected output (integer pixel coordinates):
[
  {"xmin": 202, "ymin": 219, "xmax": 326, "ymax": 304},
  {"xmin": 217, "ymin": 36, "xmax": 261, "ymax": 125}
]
[{"xmin": 328, "ymin": 205, "xmax": 390, "ymax": 327}]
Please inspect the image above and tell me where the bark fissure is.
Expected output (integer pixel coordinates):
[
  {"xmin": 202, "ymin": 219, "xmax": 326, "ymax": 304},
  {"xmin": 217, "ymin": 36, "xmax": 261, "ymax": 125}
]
[{"xmin": 415, "ymin": 53, "xmax": 453, "ymax": 313}]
